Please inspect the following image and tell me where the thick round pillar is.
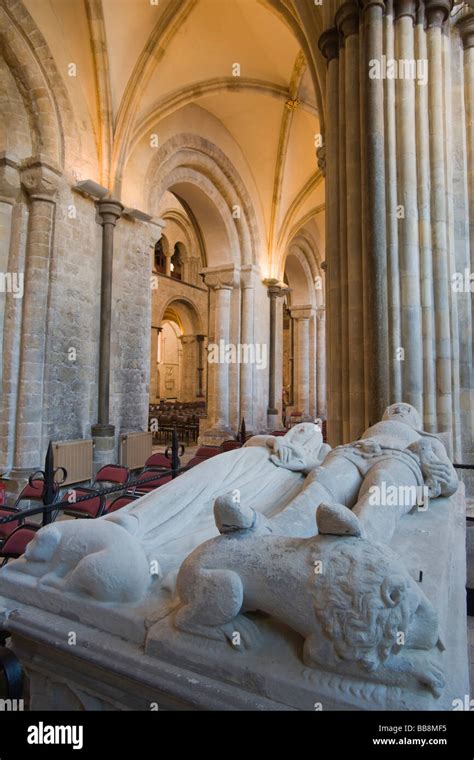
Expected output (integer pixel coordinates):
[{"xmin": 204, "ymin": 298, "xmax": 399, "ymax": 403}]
[
  {"xmin": 290, "ymin": 306, "xmax": 314, "ymax": 420},
  {"xmin": 240, "ymin": 265, "xmax": 257, "ymax": 430},
  {"xmin": 319, "ymin": 28, "xmax": 343, "ymax": 444},
  {"xmin": 361, "ymin": 0, "xmax": 390, "ymax": 425},
  {"xmin": 15, "ymin": 160, "xmax": 61, "ymax": 470},
  {"xmin": 201, "ymin": 266, "xmax": 238, "ymax": 444},
  {"xmin": 179, "ymin": 335, "xmax": 197, "ymax": 402},
  {"xmin": 394, "ymin": 0, "xmax": 423, "ymax": 413},
  {"xmin": 316, "ymin": 308, "xmax": 327, "ymax": 418},
  {"xmin": 425, "ymin": 0, "xmax": 453, "ymax": 434}
]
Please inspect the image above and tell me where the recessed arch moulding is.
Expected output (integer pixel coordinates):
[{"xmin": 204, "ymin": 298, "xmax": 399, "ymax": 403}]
[{"xmin": 122, "ymin": 114, "xmax": 273, "ymax": 436}]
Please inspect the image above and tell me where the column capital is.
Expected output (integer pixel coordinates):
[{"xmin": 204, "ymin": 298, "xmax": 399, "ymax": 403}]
[
  {"xmin": 393, "ymin": 0, "xmax": 417, "ymax": 22},
  {"xmin": 424, "ymin": 0, "xmax": 452, "ymax": 28},
  {"xmin": 316, "ymin": 145, "xmax": 326, "ymax": 177},
  {"xmin": 0, "ymin": 153, "xmax": 20, "ymax": 204},
  {"xmin": 263, "ymin": 278, "xmax": 289, "ymax": 299},
  {"xmin": 96, "ymin": 198, "xmax": 124, "ymax": 226},
  {"xmin": 21, "ymin": 158, "xmax": 62, "ymax": 202},
  {"xmin": 180, "ymin": 334, "xmax": 196, "ymax": 345},
  {"xmin": 201, "ymin": 264, "xmax": 239, "ymax": 290},
  {"xmin": 290, "ymin": 305, "xmax": 316, "ymax": 321},
  {"xmin": 195, "ymin": 334, "xmax": 206, "ymax": 342},
  {"xmin": 359, "ymin": 0, "xmax": 386, "ymax": 14},
  {"xmin": 318, "ymin": 28, "xmax": 340, "ymax": 62},
  {"xmin": 336, "ymin": 2, "xmax": 361, "ymax": 38},
  {"xmin": 456, "ymin": 11, "xmax": 474, "ymax": 49}
]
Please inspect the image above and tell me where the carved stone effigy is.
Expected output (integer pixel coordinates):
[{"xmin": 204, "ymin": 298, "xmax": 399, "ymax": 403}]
[{"xmin": 0, "ymin": 407, "xmax": 469, "ymax": 711}]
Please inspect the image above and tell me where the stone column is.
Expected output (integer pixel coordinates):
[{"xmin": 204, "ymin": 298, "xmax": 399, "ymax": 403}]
[
  {"xmin": 164, "ymin": 250, "xmax": 172, "ymax": 277},
  {"xmin": 240, "ymin": 265, "xmax": 258, "ymax": 431},
  {"xmin": 0, "ymin": 155, "xmax": 20, "ymax": 386},
  {"xmin": 458, "ymin": 13, "xmax": 474, "ymax": 262},
  {"xmin": 394, "ymin": 0, "xmax": 423, "ymax": 414},
  {"xmin": 319, "ymin": 28, "xmax": 342, "ymax": 444},
  {"xmin": 385, "ymin": 0, "xmax": 402, "ymax": 404},
  {"xmin": 316, "ymin": 308, "xmax": 327, "ymax": 419},
  {"xmin": 201, "ymin": 265, "xmax": 238, "ymax": 444},
  {"xmin": 149, "ymin": 327, "xmax": 159, "ymax": 402},
  {"xmin": 425, "ymin": 0, "xmax": 453, "ymax": 435},
  {"xmin": 14, "ymin": 159, "xmax": 61, "ymax": 470},
  {"xmin": 0, "ymin": 155, "xmax": 21, "ymax": 472},
  {"xmin": 337, "ymin": 0, "xmax": 366, "ymax": 440},
  {"xmin": 415, "ymin": 1, "xmax": 436, "ymax": 431},
  {"xmin": 91, "ymin": 199, "xmax": 123, "ymax": 465},
  {"xmin": 290, "ymin": 306, "xmax": 314, "ymax": 420},
  {"xmin": 309, "ymin": 312, "xmax": 317, "ymax": 420},
  {"xmin": 455, "ymin": 11, "xmax": 474, "ymax": 464},
  {"xmin": 361, "ymin": 0, "xmax": 389, "ymax": 425},
  {"xmin": 179, "ymin": 335, "xmax": 197, "ymax": 402},
  {"xmin": 196, "ymin": 334, "xmax": 206, "ymax": 398},
  {"xmin": 264, "ymin": 279, "xmax": 286, "ymax": 430}
]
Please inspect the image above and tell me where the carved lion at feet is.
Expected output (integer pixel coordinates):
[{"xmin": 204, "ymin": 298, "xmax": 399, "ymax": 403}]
[{"xmin": 174, "ymin": 497, "xmax": 445, "ymax": 696}]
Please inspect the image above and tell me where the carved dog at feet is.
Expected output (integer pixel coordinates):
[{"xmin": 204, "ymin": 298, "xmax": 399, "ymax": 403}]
[
  {"xmin": 20, "ymin": 517, "xmax": 151, "ymax": 603},
  {"xmin": 174, "ymin": 498, "xmax": 445, "ymax": 696}
]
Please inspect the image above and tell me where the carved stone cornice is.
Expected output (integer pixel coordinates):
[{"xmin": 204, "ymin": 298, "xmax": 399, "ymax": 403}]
[
  {"xmin": 318, "ymin": 28, "xmax": 340, "ymax": 62},
  {"xmin": 456, "ymin": 10, "xmax": 474, "ymax": 48},
  {"xmin": 336, "ymin": 1, "xmax": 361, "ymax": 38},
  {"xmin": 0, "ymin": 153, "xmax": 20, "ymax": 204},
  {"xmin": 21, "ymin": 158, "xmax": 62, "ymax": 203},
  {"xmin": 424, "ymin": 0, "xmax": 452, "ymax": 27}
]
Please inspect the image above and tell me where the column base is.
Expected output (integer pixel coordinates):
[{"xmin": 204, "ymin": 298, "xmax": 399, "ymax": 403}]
[
  {"xmin": 91, "ymin": 423, "xmax": 115, "ymax": 437},
  {"xmin": 266, "ymin": 412, "xmax": 283, "ymax": 431},
  {"xmin": 198, "ymin": 426, "xmax": 233, "ymax": 447},
  {"xmin": 91, "ymin": 426, "xmax": 116, "ymax": 471}
]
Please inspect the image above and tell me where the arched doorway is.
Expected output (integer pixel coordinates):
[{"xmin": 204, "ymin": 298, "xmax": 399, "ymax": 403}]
[
  {"xmin": 282, "ymin": 235, "xmax": 326, "ymax": 425},
  {"xmin": 150, "ymin": 297, "xmax": 206, "ymax": 405}
]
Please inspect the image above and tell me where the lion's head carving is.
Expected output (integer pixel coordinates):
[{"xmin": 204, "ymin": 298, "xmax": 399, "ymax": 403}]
[{"xmin": 310, "ymin": 538, "xmax": 439, "ymax": 673}]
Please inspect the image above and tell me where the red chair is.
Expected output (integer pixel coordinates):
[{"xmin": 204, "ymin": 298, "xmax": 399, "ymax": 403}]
[
  {"xmin": 62, "ymin": 487, "xmax": 105, "ymax": 519},
  {"xmin": 130, "ymin": 470, "xmax": 172, "ymax": 495},
  {"xmin": 0, "ymin": 525, "xmax": 39, "ymax": 566},
  {"xmin": 93, "ymin": 465, "xmax": 130, "ymax": 488},
  {"xmin": 0, "ymin": 507, "xmax": 23, "ymax": 542},
  {"xmin": 103, "ymin": 494, "xmax": 139, "ymax": 515},
  {"xmin": 194, "ymin": 446, "xmax": 221, "ymax": 459},
  {"xmin": 186, "ymin": 456, "xmax": 208, "ymax": 468},
  {"xmin": 14, "ymin": 478, "xmax": 55, "ymax": 509},
  {"xmin": 220, "ymin": 441, "xmax": 241, "ymax": 452},
  {"xmin": 144, "ymin": 453, "xmax": 171, "ymax": 469}
]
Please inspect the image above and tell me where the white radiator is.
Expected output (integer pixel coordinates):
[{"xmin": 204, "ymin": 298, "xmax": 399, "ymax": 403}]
[
  {"xmin": 52, "ymin": 439, "xmax": 94, "ymax": 485},
  {"xmin": 120, "ymin": 432, "xmax": 152, "ymax": 470}
]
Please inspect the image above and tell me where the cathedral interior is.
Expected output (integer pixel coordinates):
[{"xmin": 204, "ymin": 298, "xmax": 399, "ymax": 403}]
[{"xmin": 0, "ymin": 0, "xmax": 473, "ymax": 720}]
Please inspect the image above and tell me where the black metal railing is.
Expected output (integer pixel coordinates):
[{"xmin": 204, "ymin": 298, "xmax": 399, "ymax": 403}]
[
  {"xmin": 0, "ymin": 633, "xmax": 23, "ymax": 701},
  {"xmin": 0, "ymin": 428, "xmax": 188, "ymax": 528}
]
